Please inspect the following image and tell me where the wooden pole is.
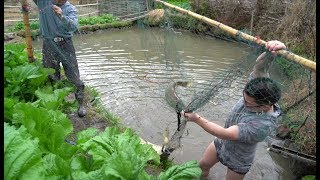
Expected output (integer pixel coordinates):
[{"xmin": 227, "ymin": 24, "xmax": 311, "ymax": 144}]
[
  {"xmin": 155, "ymin": 0, "xmax": 316, "ymax": 72},
  {"xmin": 20, "ymin": 0, "xmax": 35, "ymax": 62}
]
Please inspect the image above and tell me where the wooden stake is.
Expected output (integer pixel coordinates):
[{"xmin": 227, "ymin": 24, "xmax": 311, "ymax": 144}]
[{"xmin": 20, "ymin": 0, "xmax": 35, "ymax": 62}]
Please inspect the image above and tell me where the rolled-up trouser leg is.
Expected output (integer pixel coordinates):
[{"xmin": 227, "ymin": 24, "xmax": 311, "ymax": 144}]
[{"xmin": 59, "ymin": 39, "xmax": 86, "ymax": 117}]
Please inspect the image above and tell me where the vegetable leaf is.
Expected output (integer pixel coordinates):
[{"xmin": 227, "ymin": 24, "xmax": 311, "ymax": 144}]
[
  {"xmin": 76, "ymin": 127, "xmax": 99, "ymax": 145},
  {"xmin": 42, "ymin": 153, "xmax": 72, "ymax": 180},
  {"xmin": 158, "ymin": 160, "xmax": 201, "ymax": 180},
  {"xmin": 4, "ymin": 123, "xmax": 46, "ymax": 180},
  {"xmin": 77, "ymin": 127, "xmax": 160, "ymax": 178},
  {"xmin": 4, "ymin": 97, "xmax": 19, "ymax": 122},
  {"xmin": 12, "ymin": 102, "xmax": 76, "ymax": 158},
  {"xmin": 34, "ymin": 87, "xmax": 73, "ymax": 110}
]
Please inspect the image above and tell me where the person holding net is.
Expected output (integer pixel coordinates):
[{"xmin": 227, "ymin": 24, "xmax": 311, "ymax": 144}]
[
  {"xmin": 31, "ymin": 0, "xmax": 86, "ymax": 117},
  {"xmin": 181, "ymin": 40, "xmax": 286, "ymax": 180}
]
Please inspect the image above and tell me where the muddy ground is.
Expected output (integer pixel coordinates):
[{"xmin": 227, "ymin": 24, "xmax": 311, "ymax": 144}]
[{"xmin": 64, "ymin": 89, "xmax": 111, "ymax": 134}]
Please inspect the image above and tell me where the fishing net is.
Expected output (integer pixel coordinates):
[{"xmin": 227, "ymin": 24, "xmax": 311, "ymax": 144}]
[
  {"xmin": 151, "ymin": 1, "xmax": 316, "ymax": 160},
  {"xmin": 4, "ymin": 0, "xmax": 316, "ymax": 166}
]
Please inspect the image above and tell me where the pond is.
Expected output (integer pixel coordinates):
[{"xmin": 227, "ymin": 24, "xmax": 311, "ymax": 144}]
[{"xmin": 32, "ymin": 26, "xmax": 295, "ymax": 179}]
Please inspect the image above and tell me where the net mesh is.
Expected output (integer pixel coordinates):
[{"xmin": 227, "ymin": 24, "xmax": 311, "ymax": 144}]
[
  {"xmin": 4, "ymin": 0, "xmax": 316, "ymax": 164},
  {"xmin": 155, "ymin": 2, "xmax": 316, "ymax": 157}
]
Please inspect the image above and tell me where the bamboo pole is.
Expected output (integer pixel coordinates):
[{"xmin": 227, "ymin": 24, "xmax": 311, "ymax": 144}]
[
  {"xmin": 20, "ymin": 0, "xmax": 35, "ymax": 62},
  {"xmin": 155, "ymin": 0, "xmax": 316, "ymax": 72}
]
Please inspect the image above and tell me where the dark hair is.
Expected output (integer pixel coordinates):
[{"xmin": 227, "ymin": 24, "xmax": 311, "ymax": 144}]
[{"xmin": 244, "ymin": 77, "xmax": 281, "ymax": 105}]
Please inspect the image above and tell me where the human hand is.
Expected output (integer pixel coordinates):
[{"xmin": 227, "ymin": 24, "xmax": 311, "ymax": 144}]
[
  {"xmin": 52, "ymin": 5, "xmax": 63, "ymax": 18},
  {"xmin": 181, "ymin": 110, "xmax": 200, "ymax": 122},
  {"xmin": 21, "ymin": 2, "xmax": 31, "ymax": 13},
  {"xmin": 265, "ymin": 40, "xmax": 286, "ymax": 56},
  {"xmin": 252, "ymin": 40, "xmax": 286, "ymax": 77}
]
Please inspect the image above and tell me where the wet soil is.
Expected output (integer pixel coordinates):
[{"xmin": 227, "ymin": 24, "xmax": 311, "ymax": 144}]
[{"xmin": 64, "ymin": 89, "xmax": 110, "ymax": 134}]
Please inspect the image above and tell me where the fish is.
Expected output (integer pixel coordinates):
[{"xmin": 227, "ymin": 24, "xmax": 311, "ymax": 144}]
[
  {"xmin": 161, "ymin": 81, "xmax": 192, "ymax": 160},
  {"xmin": 164, "ymin": 81, "xmax": 192, "ymax": 112}
]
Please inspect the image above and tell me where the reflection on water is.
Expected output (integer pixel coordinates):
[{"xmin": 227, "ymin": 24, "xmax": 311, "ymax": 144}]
[{"xmin": 32, "ymin": 26, "xmax": 294, "ymax": 179}]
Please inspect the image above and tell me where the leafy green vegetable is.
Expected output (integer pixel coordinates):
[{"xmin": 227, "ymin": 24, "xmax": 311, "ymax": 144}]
[
  {"xmin": 102, "ymin": 149, "xmax": 154, "ymax": 179},
  {"xmin": 4, "ymin": 97, "xmax": 19, "ymax": 122},
  {"xmin": 4, "ymin": 44, "xmax": 29, "ymax": 68},
  {"xmin": 78, "ymin": 14, "xmax": 119, "ymax": 26},
  {"xmin": 34, "ymin": 87, "xmax": 73, "ymax": 110},
  {"xmin": 71, "ymin": 156, "xmax": 105, "ymax": 180},
  {"xmin": 158, "ymin": 160, "xmax": 201, "ymax": 180},
  {"xmin": 301, "ymin": 175, "xmax": 316, "ymax": 180},
  {"xmin": 76, "ymin": 127, "xmax": 99, "ymax": 145},
  {"xmin": 5, "ymin": 64, "xmax": 53, "ymax": 100},
  {"xmin": 12, "ymin": 102, "xmax": 76, "ymax": 158},
  {"xmin": 4, "ymin": 123, "xmax": 46, "ymax": 180},
  {"xmin": 42, "ymin": 153, "xmax": 73, "ymax": 179},
  {"xmin": 6, "ymin": 14, "xmax": 118, "ymax": 33},
  {"xmin": 4, "ymin": 44, "xmax": 54, "ymax": 102},
  {"xmin": 75, "ymin": 127, "xmax": 160, "ymax": 178}
]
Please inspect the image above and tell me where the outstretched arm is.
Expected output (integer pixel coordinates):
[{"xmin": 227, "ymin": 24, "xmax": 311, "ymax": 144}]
[
  {"xmin": 251, "ymin": 40, "xmax": 287, "ymax": 78},
  {"xmin": 181, "ymin": 111, "xmax": 239, "ymax": 140}
]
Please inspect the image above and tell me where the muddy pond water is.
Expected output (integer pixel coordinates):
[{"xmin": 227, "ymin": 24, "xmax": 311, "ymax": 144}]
[{"xmin": 32, "ymin": 26, "xmax": 295, "ymax": 179}]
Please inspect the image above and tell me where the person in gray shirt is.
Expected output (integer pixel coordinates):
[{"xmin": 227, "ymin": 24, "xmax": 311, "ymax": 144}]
[
  {"xmin": 32, "ymin": 0, "xmax": 86, "ymax": 117},
  {"xmin": 182, "ymin": 40, "xmax": 286, "ymax": 179}
]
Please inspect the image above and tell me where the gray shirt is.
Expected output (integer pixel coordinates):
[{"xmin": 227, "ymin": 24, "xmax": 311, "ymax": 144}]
[
  {"xmin": 33, "ymin": 0, "xmax": 78, "ymax": 39},
  {"xmin": 214, "ymin": 98, "xmax": 281, "ymax": 173}
]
